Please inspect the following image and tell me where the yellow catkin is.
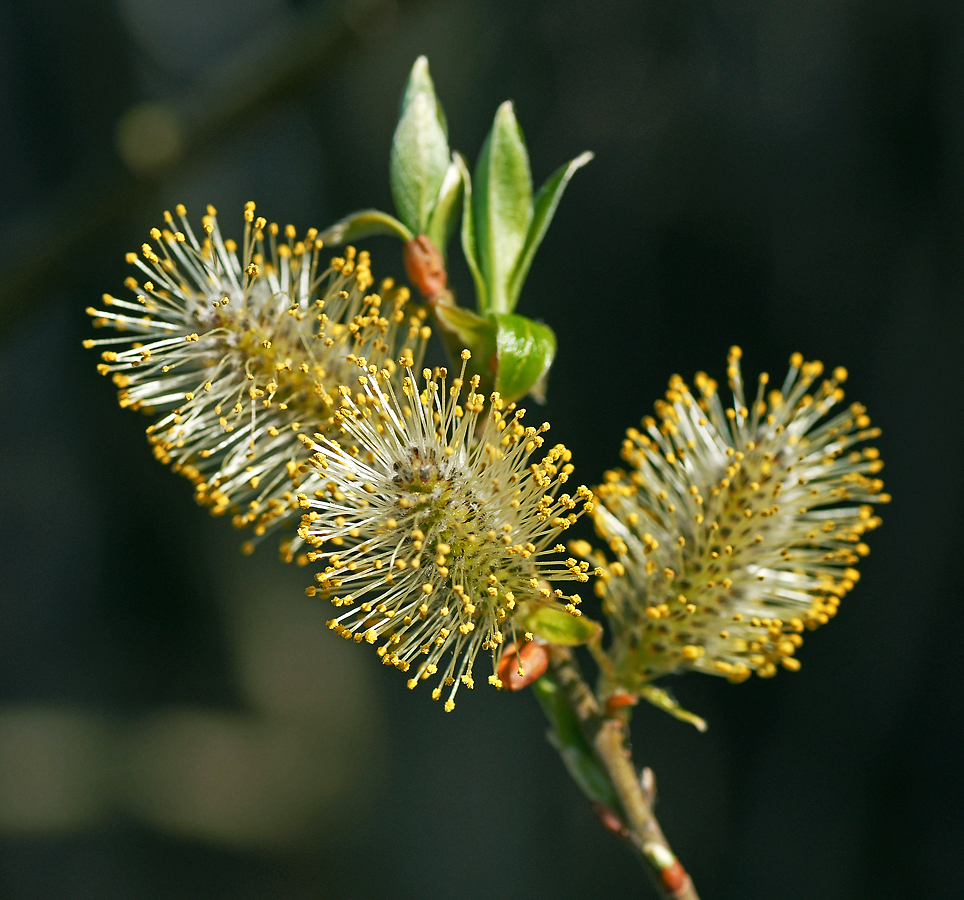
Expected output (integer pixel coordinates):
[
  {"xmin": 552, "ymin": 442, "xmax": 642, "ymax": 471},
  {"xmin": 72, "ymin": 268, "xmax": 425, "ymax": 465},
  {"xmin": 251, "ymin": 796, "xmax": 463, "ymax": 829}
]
[
  {"xmin": 86, "ymin": 203, "xmax": 430, "ymax": 557},
  {"xmin": 579, "ymin": 349, "xmax": 887, "ymax": 690},
  {"xmin": 306, "ymin": 354, "xmax": 597, "ymax": 712}
]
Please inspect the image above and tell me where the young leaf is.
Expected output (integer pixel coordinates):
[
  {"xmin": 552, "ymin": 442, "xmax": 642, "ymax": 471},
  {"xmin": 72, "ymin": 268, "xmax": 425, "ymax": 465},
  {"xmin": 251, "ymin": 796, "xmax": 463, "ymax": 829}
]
[
  {"xmin": 429, "ymin": 297, "xmax": 498, "ymax": 385},
  {"xmin": 522, "ymin": 603, "xmax": 601, "ymax": 646},
  {"xmin": 639, "ymin": 685, "xmax": 708, "ymax": 732},
  {"xmin": 506, "ymin": 150, "xmax": 593, "ymax": 310},
  {"xmin": 490, "ymin": 312, "xmax": 557, "ymax": 403},
  {"xmin": 424, "ymin": 157, "xmax": 463, "ymax": 263},
  {"xmin": 473, "ymin": 101, "xmax": 533, "ymax": 314},
  {"xmin": 455, "ymin": 152, "xmax": 487, "ymax": 311},
  {"xmin": 318, "ymin": 209, "xmax": 413, "ymax": 246},
  {"xmin": 390, "ymin": 60, "xmax": 450, "ymax": 234},
  {"xmin": 532, "ymin": 677, "xmax": 620, "ymax": 809},
  {"xmin": 399, "ymin": 56, "xmax": 447, "ymax": 138}
]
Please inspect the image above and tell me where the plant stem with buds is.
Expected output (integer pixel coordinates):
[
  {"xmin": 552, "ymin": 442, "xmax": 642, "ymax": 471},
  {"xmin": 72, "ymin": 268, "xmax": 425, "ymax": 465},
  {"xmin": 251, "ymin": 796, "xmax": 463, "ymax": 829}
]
[{"xmin": 538, "ymin": 647, "xmax": 700, "ymax": 900}]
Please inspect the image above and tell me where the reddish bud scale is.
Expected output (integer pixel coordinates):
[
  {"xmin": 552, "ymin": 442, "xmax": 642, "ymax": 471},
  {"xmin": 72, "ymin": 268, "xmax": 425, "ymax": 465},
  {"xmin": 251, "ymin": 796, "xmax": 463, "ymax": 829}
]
[
  {"xmin": 590, "ymin": 801, "xmax": 627, "ymax": 837},
  {"xmin": 605, "ymin": 690, "xmax": 638, "ymax": 715},
  {"xmin": 497, "ymin": 641, "xmax": 550, "ymax": 690},
  {"xmin": 660, "ymin": 861, "xmax": 690, "ymax": 896},
  {"xmin": 403, "ymin": 235, "xmax": 447, "ymax": 298}
]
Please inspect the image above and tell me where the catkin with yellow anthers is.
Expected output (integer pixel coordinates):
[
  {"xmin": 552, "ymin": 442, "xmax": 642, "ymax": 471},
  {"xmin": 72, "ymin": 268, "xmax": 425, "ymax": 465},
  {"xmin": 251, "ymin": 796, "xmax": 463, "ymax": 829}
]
[
  {"xmin": 579, "ymin": 348, "xmax": 888, "ymax": 691},
  {"xmin": 302, "ymin": 354, "xmax": 594, "ymax": 712},
  {"xmin": 86, "ymin": 203, "xmax": 430, "ymax": 556}
]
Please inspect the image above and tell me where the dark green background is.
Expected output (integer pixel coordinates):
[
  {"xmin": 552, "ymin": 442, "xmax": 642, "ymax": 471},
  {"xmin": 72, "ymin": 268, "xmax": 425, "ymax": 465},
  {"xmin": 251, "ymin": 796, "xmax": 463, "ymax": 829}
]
[{"xmin": 1, "ymin": 0, "xmax": 961, "ymax": 897}]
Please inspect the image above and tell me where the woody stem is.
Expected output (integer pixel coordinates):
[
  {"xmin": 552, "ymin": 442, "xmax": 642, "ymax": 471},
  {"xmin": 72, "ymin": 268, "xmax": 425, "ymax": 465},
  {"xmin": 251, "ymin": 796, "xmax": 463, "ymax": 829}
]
[{"xmin": 543, "ymin": 646, "xmax": 700, "ymax": 900}]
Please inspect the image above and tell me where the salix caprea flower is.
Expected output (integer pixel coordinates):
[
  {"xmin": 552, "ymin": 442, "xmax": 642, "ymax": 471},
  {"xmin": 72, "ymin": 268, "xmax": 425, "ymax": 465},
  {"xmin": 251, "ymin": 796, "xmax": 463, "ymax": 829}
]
[
  {"xmin": 298, "ymin": 351, "xmax": 595, "ymax": 711},
  {"xmin": 578, "ymin": 347, "xmax": 889, "ymax": 689},
  {"xmin": 86, "ymin": 202, "xmax": 430, "ymax": 555}
]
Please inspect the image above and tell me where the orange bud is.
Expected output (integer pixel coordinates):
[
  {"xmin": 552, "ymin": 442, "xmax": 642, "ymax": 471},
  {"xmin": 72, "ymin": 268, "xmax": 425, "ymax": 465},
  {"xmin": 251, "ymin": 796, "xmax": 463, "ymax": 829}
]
[
  {"xmin": 605, "ymin": 690, "xmax": 638, "ymax": 715},
  {"xmin": 403, "ymin": 235, "xmax": 447, "ymax": 298},
  {"xmin": 660, "ymin": 861, "xmax": 690, "ymax": 895},
  {"xmin": 497, "ymin": 640, "xmax": 550, "ymax": 690}
]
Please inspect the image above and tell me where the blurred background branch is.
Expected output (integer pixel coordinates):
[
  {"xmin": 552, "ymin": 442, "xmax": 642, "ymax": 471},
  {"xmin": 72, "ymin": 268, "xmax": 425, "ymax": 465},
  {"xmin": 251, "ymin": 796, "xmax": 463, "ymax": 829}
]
[{"xmin": 0, "ymin": 0, "xmax": 427, "ymax": 335}]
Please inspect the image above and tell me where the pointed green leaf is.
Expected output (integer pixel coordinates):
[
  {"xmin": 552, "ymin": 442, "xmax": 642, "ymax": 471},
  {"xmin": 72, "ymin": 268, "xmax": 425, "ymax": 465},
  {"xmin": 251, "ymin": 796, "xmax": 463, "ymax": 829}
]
[
  {"xmin": 430, "ymin": 298, "xmax": 498, "ymax": 386},
  {"xmin": 490, "ymin": 312, "xmax": 556, "ymax": 403},
  {"xmin": 455, "ymin": 153, "xmax": 487, "ymax": 311},
  {"xmin": 424, "ymin": 158, "xmax": 463, "ymax": 263},
  {"xmin": 522, "ymin": 603, "xmax": 601, "ymax": 646},
  {"xmin": 399, "ymin": 56, "xmax": 448, "ymax": 139},
  {"xmin": 639, "ymin": 684, "xmax": 708, "ymax": 732},
  {"xmin": 473, "ymin": 101, "xmax": 533, "ymax": 313},
  {"xmin": 318, "ymin": 209, "xmax": 413, "ymax": 247},
  {"xmin": 432, "ymin": 301, "xmax": 496, "ymax": 355},
  {"xmin": 506, "ymin": 151, "xmax": 593, "ymax": 310},
  {"xmin": 390, "ymin": 61, "xmax": 450, "ymax": 234},
  {"xmin": 532, "ymin": 676, "xmax": 619, "ymax": 809}
]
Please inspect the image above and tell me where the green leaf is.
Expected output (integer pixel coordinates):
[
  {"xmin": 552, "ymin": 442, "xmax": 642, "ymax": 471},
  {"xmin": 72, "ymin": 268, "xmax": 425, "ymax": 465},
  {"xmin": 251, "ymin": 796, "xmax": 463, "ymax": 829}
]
[
  {"xmin": 473, "ymin": 101, "xmax": 533, "ymax": 314},
  {"xmin": 424, "ymin": 158, "xmax": 463, "ymax": 263},
  {"xmin": 490, "ymin": 312, "xmax": 556, "ymax": 403},
  {"xmin": 639, "ymin": 684, "xmax": 708, "ymax": 732},
  {"xmin": 429, "ymin": 304, "xmax": 556, "ymax": 401},
  {"xmin": 390, "ymin": 60, "xmax": 450, "ymax": 234},
  {"xmin": 318, "ymin": 209, "xmax": 413, "ymax": 247},
  {"xmin": 455, "ymin": 152, "xmax": 487, "ymax": 310},
  {"xmin": 523, "ymin": 604, "xmax": 601, "ymax": 647},
  {"xmin": 506, "ymin": 151, "xmax": 593, "ymax": 310},
  {"xmin": 532, "ymin": 676, "xmax": 619, "ymax": 809},
  {"xmin": 399, "ymin": 56, "xmax": 447, "ymax": 139},
  {"xmin": 430, "ymin": 298, "xmax": 498, "ymax": 385},
  {"xmin": 432, "ymin": 301, "xmax": 496, "ymax": 355}
]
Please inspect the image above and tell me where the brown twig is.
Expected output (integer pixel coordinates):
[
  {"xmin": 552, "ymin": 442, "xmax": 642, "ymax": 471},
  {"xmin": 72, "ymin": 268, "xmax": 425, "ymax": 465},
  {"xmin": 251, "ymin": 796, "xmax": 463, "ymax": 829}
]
[
  {"xmin": 0, "ymin": 0, "xmax": 432, "ymax": 335},
  {"xmin": 546, "ymin": 646, "xmax": 700, "ymax": 900}
]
